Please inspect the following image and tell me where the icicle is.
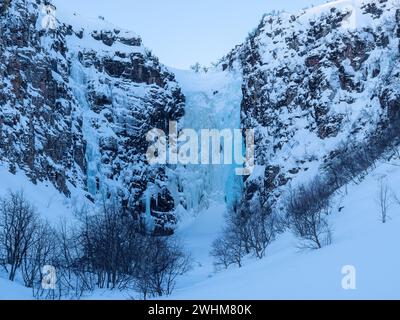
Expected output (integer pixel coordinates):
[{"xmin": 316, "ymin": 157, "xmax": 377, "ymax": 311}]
[{"xmin": 69, "ymin": 56, "xmax": 102, "ymax": 198}]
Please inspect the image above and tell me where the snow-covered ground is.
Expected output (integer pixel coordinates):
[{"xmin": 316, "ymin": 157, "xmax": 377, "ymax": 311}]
[
  {"xmin": 0, "ymin": 276, "xmax": 32, "ymax": 300},
  {"xmin": 167, "ymin": 158, "xmax": 400, "ymax": 300},
  {"xmin": 2, "ymin": 156, "xmax": 400, "ymax": 299},
  {"xmin": 0, "ymin": 166, "xmax": 90, "ymax": 224},
  {"xmin": 174, "ymin": 201, "xmax": 227, "ymax": 291}
]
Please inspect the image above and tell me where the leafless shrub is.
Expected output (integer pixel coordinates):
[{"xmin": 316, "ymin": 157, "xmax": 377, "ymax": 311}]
[
  {"xmin": 324, "ymin": 114, "xmax": 400, "ymax": 193},
  {"xmin": 0, "ymin": 191, "xmax": 192, "ymax": 300},
  {"xmin": 377, "ymin": 178, "xmax": 390, "ymax": 223},
  {"xmin": 73, "ymin": 197, "xmax": 191, "ymax": 299},
  {"xmin": 0, "ymin": 190, "xmax": 38, "ymax": 281},
  {"xmin": 21, "ymin": 220, "xmax": 56, "ymax": 288},
  {"xmin": 286, "ymin": 178, "xmax": 332, "ymax": 249},
  {"xmin": 211, "ymin": 197, "xmax": 277, "ymax": 269},
  {"xmin": 134, "ymin": 236, "xmax": 191, "ymax": 299},
  {"xmin": 211, "ymin": 224, "xmax": 244, "ymax": 270},
  {"xmin": 245, "ymin": 198, "xmax": 276, "ymax": 259}
]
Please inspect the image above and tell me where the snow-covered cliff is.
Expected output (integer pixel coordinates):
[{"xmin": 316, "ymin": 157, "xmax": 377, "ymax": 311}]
[
  {"xmin": 0, "ymin": 0, "xmax": 185, "ymax": 233},
  {"xmin": 221, "ymin": 0, "xmax": 400, "ymax": 215}
]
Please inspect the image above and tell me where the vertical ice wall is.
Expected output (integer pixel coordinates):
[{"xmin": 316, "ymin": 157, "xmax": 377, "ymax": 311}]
[
  {"xmin": 171, "ymin": 69, "xmax": 244, "ymax": 214},
  {"xmin": 70, "ymin": 58, "xmax": 102, "ymax": 197}
]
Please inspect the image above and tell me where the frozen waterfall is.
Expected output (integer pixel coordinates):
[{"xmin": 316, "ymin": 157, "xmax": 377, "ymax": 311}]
[
  {"xmin": 70, "ymin": 57, "xmax": 102, "ymax": 197},
  {"xmin": 170, "ymin": 69, "xmax": 244, "ymax": 214}
]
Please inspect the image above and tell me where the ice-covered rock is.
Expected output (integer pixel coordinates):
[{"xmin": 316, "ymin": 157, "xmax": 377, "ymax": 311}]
[{"xmin": 0, "ymin": 0, "xmax": 185, "ymax": 233}]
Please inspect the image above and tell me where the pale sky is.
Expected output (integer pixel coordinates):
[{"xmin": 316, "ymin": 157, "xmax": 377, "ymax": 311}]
[{"xmin": 53, "ymin": 0, "xmax": 328, "ymax": 69}]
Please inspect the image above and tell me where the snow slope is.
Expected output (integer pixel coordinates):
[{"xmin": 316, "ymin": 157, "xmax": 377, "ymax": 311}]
[
  {"xmin": 174, "ymin": 201, "xmax": 227, "ymax": 291},
  {"xmin": 0, "ymin": 276, "xmax": 32, "ymax": 300},
  {"xmin": 2, "ymin": 156, "xmax": 400, "ymax": 300},
  {"xmin": 169, "ymin": 157, "xmax": 400, "ymax": 300},
  {"xmin": 0, "ymin": 166, "xmax": 91, "ymax": 224}
]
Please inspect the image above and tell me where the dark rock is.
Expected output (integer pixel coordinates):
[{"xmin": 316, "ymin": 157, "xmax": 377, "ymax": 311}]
[{"xmin": 0, "ymin": 0, "xmax": 185, "ymax": 234}]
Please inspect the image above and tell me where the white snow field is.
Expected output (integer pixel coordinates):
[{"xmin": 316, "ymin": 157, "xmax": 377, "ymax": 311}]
[{"xmin": 0, "ymin": 276, "xmax": 32, "ymax": 300}]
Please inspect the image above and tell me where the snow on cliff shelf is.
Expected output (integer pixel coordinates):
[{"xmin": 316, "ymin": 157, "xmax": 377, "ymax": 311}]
[{"xmin": 302, "ymin": 0, "xmax": 370, "ymax": 30}]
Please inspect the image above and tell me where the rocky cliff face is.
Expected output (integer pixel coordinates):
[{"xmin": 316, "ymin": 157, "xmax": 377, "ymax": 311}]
[
  {"xmin": 2, "ymin": 0, "xmax": 400, "ymax": 233},
  {"xmin": 221, "ymin": 0, "xmax": 400, "ymax": 212},
  {"xmin": 0, "ymin": 0, "xmax": 185, "ymax": 233},
  {"xmin": 0, "ymin": 0, "xmax": 84, "ymax": 195}
]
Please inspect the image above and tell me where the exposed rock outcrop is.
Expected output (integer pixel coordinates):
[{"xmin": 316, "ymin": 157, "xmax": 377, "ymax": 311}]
[
  {"xmin": 0, "ymin": 0, "xmax": 185, "ymax": 233},
  {"xmin": 221, "ymin": 0, "xmax": 400, "ymax": 212}
]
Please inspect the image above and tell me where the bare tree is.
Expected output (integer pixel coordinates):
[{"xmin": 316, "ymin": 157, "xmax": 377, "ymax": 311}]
[
  {"xmin": 73, "ymin": 197, "xmax": 191, "ymax": 299},
  {"xmin": 21, "ymin": 220, "xmax": 56, "ymax": 288},
  {"xmin": 0, "ymin": 191, "xmax": 38, "ymax": 281},
  {"xmin": 0, "ymin": 190, "xmax": 191, "ymax": 299},
  {"xmin": 286, "ymin": 179, "xmax": 332, "ymax": 250},
  {"xmin": 39, "ymin": 218, "xmax": 93, "ymax": 300},
  {"xmin": 76, "ymin": 200, "xmax": 122, "ymax": 289},
  {"xmin": 211, "ymin": 225, "xmax": 244, "ymax": 270},
  {"xmin": 245, "ymin": 198, "xmax": 276, "ymax": 259},
  {"xmin": 377, "ymin": 179, "xmax": 390, "ymax": 223},
  {"xmin": 211, "ymin": 237, "xmax": 233, "ymax": 270},
  {"xmin": 211, "ymin": 196, "xmax": 277, "ymax": 270},
  {"xmin": 134, "ymin": 236, "xmax": 191, "ymax": 299}
]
